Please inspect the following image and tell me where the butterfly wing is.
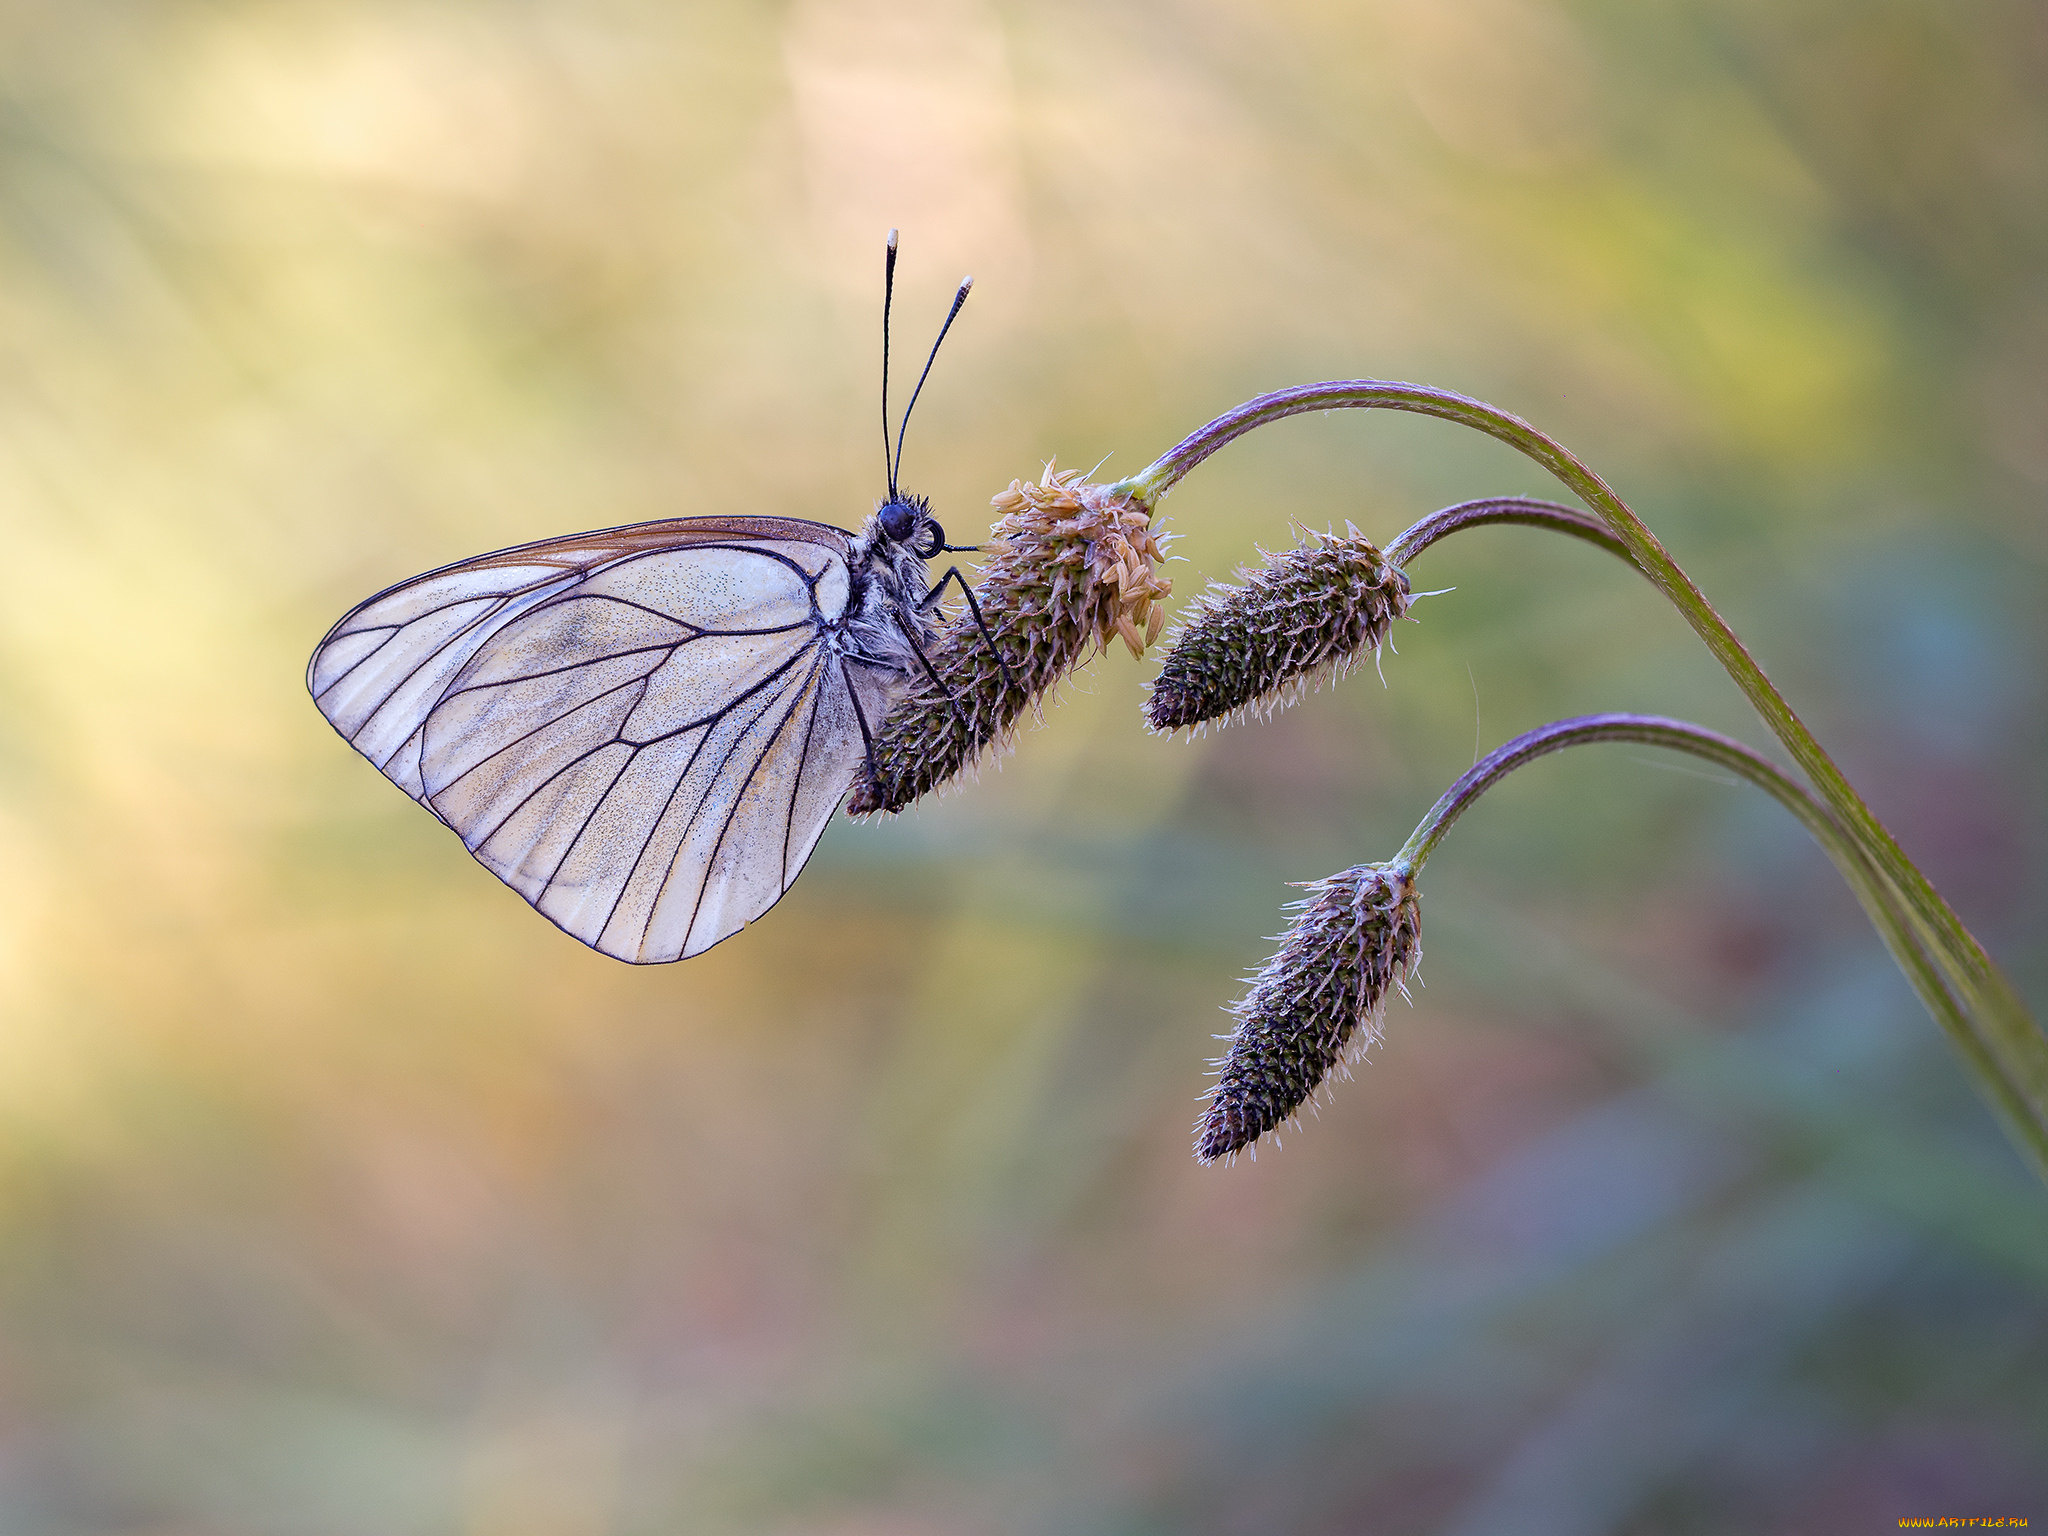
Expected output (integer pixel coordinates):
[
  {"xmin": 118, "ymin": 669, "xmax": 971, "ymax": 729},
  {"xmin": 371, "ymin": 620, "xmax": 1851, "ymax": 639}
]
[{"xmin": 308, "ymin": 517, "xmax": 898, "ymax": 962}]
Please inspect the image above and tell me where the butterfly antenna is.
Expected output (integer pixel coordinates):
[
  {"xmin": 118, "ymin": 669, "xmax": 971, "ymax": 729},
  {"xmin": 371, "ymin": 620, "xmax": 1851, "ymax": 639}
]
[
  {"xmin": 881, "ymin": 229, "xmax": 900, "ymax": 496},
  {"xmin": 892, "ymin": 275, "xmax": 973, "ymax": 492}
]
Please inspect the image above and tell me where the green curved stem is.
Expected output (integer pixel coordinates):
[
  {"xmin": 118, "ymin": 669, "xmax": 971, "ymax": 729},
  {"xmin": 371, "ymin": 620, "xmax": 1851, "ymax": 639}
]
[
  {"xmin": 1385, "ymin": 496, "xmax": 1630, "ymax": 569},
  {"xmin": 1388, "ymin": 715, "xmax": 1973, "ymax": 1105},
  {"xmin": 1116, "ymin": 382, "xmax": 2048, "ymax": 1183}
]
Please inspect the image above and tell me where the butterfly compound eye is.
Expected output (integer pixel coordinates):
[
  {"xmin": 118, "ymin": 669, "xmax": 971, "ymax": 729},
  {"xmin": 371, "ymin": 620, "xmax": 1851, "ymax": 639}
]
[{"xmin": 878, "ymin": 500, "xmax": 917, "ymax": 544}]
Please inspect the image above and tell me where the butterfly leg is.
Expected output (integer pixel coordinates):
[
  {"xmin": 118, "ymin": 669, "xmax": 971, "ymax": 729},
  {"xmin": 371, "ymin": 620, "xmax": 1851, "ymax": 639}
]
[
  {"xmin": 921, "ymin": 566, "xmax": 1020, "ymax": 699},
  {"xmin": 896, "ymin": 622, "xmax": 977, "ymax": 740},
  {"xmin": 843, "ymin": 643, "xmax": 971, "ymax": 778},
  {"xmin": 838, "ymin": 664, "xmax": 885, "ymax": 791},
  {"xmin": 847, "ymin": 612, "xmax": 978, "ymax": 748}
]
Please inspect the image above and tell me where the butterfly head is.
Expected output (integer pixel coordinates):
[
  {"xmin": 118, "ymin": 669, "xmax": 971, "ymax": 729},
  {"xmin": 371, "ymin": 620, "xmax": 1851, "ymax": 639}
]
[{"xmin": 874, "ymin": 493, "xmax": 947, "ymax": 561}]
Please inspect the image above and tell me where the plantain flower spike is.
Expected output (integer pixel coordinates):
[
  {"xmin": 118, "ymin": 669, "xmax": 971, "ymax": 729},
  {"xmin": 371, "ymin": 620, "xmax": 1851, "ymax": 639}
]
[
  {"xmin": 1197, "ymin": 862, "xmax": 1422, "ymax": 1163},
  {"xmin": 1146, "ymin": 526, "xmax": 1410, "ymax": 734},
  {"xmin": 849, "ymin": 461, "xmax": 1174, "ymax": 814}
]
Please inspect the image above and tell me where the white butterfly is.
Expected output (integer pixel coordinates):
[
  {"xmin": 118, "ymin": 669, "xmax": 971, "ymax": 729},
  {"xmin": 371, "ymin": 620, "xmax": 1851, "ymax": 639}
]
[{"xmin": 308, "ymin": 236, "xmax": 983, "ymax": 963}]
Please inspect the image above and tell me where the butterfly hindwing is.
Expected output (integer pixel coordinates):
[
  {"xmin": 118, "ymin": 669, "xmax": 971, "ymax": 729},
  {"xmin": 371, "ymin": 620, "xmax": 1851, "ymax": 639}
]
[{"xmin": 307, "ymin": 517, "xmax": 892, "ymax": 962}]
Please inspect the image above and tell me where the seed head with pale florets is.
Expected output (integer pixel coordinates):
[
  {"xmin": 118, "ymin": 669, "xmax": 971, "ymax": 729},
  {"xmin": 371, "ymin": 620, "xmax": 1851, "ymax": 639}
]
[
  {"xmin": 1146, "ymin": 527, "xmax": 1411, "ymax": 734},
  {"xmin": 1197, "ymin": 862, "xmax": 1422, "ymax": 1163},
  {"xmin": 848, "ymin": 463, "xmax": 1173, "ymax": 814}
]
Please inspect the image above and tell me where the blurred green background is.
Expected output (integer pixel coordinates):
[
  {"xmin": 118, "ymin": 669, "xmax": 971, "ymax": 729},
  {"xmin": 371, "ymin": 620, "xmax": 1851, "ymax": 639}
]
[{"xmin": 4, "ymin": 0, "xmax": 2046, "ymax": 1531}]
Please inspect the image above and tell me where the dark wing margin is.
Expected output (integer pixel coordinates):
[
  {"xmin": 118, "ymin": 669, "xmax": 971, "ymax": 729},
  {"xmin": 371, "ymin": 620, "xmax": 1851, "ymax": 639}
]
[{"xmin": 307, "ymin": 517, "xmax": 884, "ymax": 961}]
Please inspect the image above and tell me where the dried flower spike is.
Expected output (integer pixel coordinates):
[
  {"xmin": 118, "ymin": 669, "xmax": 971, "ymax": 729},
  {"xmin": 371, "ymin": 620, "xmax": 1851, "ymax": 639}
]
[
  {"xmin": 1197, "ymin": 862, "xmax": 1421, "ymax": 1163},
  {"xmin": 1145, "ymin": 527, "xmax": 1410, "ymax": 734},
  {"xmin": 848, "ymin": 462, "xmax": 1173, "ymax": 814}
]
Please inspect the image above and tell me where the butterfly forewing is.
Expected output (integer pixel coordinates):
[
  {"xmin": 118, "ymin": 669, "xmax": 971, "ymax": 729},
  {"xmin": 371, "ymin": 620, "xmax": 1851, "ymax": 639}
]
[
  {"xmin": 313, "ymin": 564, "xmax": 588, "ymax": 799},
  {"xmin": 307, "ymin": 516, "xmax": 891, "ymax": 963}
]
